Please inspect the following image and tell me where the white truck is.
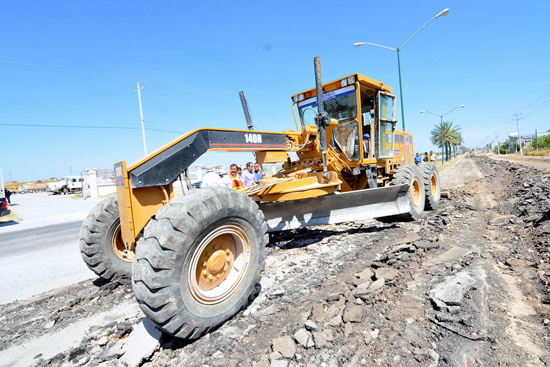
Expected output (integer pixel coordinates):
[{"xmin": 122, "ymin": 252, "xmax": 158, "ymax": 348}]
[{"xmin": 47, "ymin": 176, "xmax": 84, "ymax": 195}]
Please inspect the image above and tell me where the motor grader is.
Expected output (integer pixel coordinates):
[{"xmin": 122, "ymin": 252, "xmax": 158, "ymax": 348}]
[{"xmin": 80, "ymin": 57, "xmax": 440, "ymax": 340}]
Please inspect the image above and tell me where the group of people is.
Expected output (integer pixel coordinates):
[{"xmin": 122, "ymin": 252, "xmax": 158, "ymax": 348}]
[
  {"xmin": 414, "ymin": 151, "xmax": 438, "ymax": 165},
  {"xmin": 201, "ymin": 162, "xmax": 263, "ymax": 190}
]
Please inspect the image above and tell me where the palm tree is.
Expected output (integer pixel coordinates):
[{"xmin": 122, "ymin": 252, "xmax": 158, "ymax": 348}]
[
  {"xmin": 430, "ymin": 121, "xmax": 462, "ymax": 160},
  {"xmin": 449, "ymin": 128, "xmax": 463, "ymax": 158}
]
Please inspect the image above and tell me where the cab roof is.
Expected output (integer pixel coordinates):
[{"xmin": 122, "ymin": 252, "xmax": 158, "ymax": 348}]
[{"xmin": 290, "ymin": 73, "xmax": 393, "ymax": 100}]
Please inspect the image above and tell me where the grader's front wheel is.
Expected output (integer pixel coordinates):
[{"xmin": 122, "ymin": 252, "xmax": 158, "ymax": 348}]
[
  {"xmin": 132, "ymin": 187, "xmax": 267, "ymax": 339},
  {"xmin": 391, "ymin": 164, "xmax": 426, "ymax": 221},
  {"xmin": 419, "ymin": 162, "xmax": 441, "ymax": 210}
]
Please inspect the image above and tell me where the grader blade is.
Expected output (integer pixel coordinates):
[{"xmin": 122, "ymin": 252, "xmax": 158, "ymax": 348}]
[{"xmin": 259, "ymin": 184, "xmax": 410, "ymax": 232}]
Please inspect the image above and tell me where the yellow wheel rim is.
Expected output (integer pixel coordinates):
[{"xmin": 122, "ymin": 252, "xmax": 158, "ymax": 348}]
[
  {"xmin": 411, "ymin": 178, "xmax": 421, "ymax": 208},
  {"xmin": 430, "ymin": 173, "xmax": 438, "ymax": 196},
  {"xmin": 111, "ymin": 222, "xmax": 134, "ymax": 262},
  {"xmin": 189, "ymin": 225, "xmax": 251, "ymax": 305}
]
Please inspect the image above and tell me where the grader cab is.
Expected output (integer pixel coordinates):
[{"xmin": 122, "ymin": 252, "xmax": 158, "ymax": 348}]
[{"xmin": 80, "ymin": 57, "xmax": 440, "ymax": 339}]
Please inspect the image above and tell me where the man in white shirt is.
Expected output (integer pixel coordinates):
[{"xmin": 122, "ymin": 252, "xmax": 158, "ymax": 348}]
[{"xmin": 201, "ymin": 166, "xmax": 222, "ymax": 188}]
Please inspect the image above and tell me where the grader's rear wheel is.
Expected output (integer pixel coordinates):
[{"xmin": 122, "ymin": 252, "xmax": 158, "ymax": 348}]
[
  {"xmin": 132, "ymin": 187, "xmax": 267, "ymax": 339},
  {"xmin": 79, "ymin": 196, "xmax": 134, "ymax": 281},
  {"xmin": 419, "ymin": 162, "xmax": 441, "ymax": 210}
]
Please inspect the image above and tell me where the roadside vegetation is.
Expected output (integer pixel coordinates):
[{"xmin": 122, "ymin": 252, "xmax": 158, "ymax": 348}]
[
  {"xmin": 430, "ymin": 121, "xmax": 464, "ymax": 161},
  {"xmin": 493, "ymin": 135, "xmax": 550, "ymax": 156},
  {"xmin": 524, "ymin": 147, "xmax": 550, "ymax": 156},
  {"xmin": 437, "ymin": 155, "xmax": 463, "ymax": 172}
]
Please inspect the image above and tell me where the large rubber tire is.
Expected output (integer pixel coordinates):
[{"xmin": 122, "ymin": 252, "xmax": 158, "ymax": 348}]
[
  {"xmin": 132, "ymin": 187, "xmax": 267, "ymax": 340},
  {"xmin": 390, "ymin": 164, "xmax": 426, "ymax": 221},
  {"xmin": 79, "ymin": 196, "xmax": 133, "ymax": 281},
  {"xmin": 419, "ymin": 162, "xmax": 440, "ymax": 210}
]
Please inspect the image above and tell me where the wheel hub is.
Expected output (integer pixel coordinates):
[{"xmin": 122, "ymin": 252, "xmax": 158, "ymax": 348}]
[
  {"xmin": 189, "ymin": 225, "xmax": 251, "ymax": 304},
  {"xmin": 196, "ymin": 234, "xmax": 235, "ymax": 291}
]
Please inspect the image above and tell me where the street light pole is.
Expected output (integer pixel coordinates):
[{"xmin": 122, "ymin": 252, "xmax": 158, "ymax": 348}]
[
  {"xmin": 353, "ymin": 8, "xmax": 449, "ymax": 131},
  {"xmin": 396, "ymin": 49, "xmax": 405, "ymax": 131},
  {"xmin": 420, "ymin": 105, "xmax": 465, "ymax": 165}
]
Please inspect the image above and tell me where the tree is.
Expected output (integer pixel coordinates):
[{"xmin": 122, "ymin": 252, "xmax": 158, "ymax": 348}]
[
  {"xmin": 430, "ymin": 121, "xmax": 463, "ymax": 160},
  {"xmin": 532, "ymin": 134, "xmax": 550, "ymax": 149}
]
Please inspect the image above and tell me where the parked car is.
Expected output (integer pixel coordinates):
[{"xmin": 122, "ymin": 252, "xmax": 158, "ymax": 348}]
[{"xmin": 0, "ymin": 196, "xmax": 10, "ymax": 217}]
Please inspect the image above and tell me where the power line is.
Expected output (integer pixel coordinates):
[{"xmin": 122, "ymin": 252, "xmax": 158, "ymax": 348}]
[
  {"xmin": 1, "ymin": 55, "xmax": 293, "ymax": 125},
  {"xmin": 519, "ymin": 87, "xmax": 550, "ymax": 112},
  {"xmin": 0, "ymin": 55, "xmax": 132, "ymax": 80},
  {"xmin": 0, "ymin": 123, "xmax": 136, "ymax": 129},
  {"xmin": 522, "ymin": 98, "xmax": 550, "ymax": 118},
  {"xmin": 0, "ymin": 122, "xmax": 183, "ymax": 134},
  {"xmin": 147, "ymin": 82, "xmax": 290, "ymax": 123}
]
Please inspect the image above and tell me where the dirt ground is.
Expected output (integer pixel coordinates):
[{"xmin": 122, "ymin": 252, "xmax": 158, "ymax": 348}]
[{"xmin": 1, "ymin": 153, "xmax": 549, "ymax": 367}]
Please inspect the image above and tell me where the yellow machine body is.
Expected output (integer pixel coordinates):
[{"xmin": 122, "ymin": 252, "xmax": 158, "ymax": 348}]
[{"xmin": 115, "ymin": 73, "xmax": 415, "ymax": 250}]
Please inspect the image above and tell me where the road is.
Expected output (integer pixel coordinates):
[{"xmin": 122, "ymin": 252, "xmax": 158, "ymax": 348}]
[{"xmin": 0, "ymin": 220, "xmax": 95, "ymax": 305}]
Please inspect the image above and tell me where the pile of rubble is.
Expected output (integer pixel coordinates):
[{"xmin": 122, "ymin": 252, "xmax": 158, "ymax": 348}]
[
  {"xmin": 3, "ymin": 154, "xmax": 549, "ymax": 367},
  {"xmin": 479, "ymin": 156, "xmax": 550, "ymax": 301}
]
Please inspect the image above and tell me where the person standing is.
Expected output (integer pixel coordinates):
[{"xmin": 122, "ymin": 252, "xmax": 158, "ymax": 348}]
[
  {"xmin": 414, "ymin": 153, "xmax": 422, "ymax": 165},
  {"xmin": 222, "ymin": 163, "xmax": 244, "ymax": 190},
  {"xmin": 254, "ymin": 163, "xmax": 263, "ymax": 182},
  {"xmin": 423, "ymin": 152, "xmax": 430, "ymax": 162},
  {"xmin": 4, "ymin": 189, "xmax": 12, "ymax": 204},
  {"xmin": 430, "ymin": 151, "xmax": 438, "ymax": 163},
  {"xmin": 242, "ymin": 162, "xmax": 257, "ymax": 187},
  {"xmin": 200, "ymin": 166, "xmax": 222, "ymax": 188}
]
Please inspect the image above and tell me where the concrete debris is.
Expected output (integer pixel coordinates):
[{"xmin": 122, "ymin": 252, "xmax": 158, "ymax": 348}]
[
  {"xmin": 304, "ymin": 320, "xmax": 318, "ymax": 332},
  {"xmin": 430, "ymin": 272, "xmax": 476, "ymax": 306},
  {"xmin": 270, "ymin": 359, "xmax": 288, "ymax": 367},
  {"xmin": 272, "ymin": 336, "xmax": 296, "ymax": 358},
  {"xmin": 293, "ymin": 329, "xmax": 314, "ymax": 348},
  {"xmin": 343, "ymin": 303, "xmax": 364, "ymax": 323},
  {"xmin": 120, "ymin": 318, "xmax": 162, "ymax": 367},
  {"xmin": 368, "ymin": 278, "xmax": 386, "ymax": 293},
  {"xmin": 375, "ymin": 267, "xmax": 398, "ymax": 281}
]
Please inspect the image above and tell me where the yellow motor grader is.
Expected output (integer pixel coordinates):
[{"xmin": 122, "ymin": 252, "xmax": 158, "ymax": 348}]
[{"xmin": 80, "ymin": 57, "xmax": 440, "ymax": 339}]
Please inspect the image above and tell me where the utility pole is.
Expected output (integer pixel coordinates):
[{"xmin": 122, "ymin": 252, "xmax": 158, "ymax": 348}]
[
  {"xmin": 512, "ymin": 113, "xmax": 523, "ymax": 155},
  {"xmin": 535, "ymin": 129, "xmax": 539, "ymax": 151},
  {"xmin": 494, "ymin": 131, "xmax": 500, "ymax": 155},
  {"xmin": 134, "ymin": 78, "xmax": 148, "ymax": 155}
]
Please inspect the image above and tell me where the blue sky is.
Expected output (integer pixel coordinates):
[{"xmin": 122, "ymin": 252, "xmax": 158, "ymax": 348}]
[{"xmin": 1, "ymin": 1, "xmax": 549, "ymax": 182}]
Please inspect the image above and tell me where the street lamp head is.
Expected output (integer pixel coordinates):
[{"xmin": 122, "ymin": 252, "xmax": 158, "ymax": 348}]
[
  {"xmin": 459, "ymin": 104, "xmax": 465, "ymax": 108},
  {"xmin": 352, "ymin": 43, "xmax": 363, "ymax": 48},
  {"xmin": 435, "ymin": 8, "xmax": 450, "ymax": 18},
  {"xmin": 419, "ymin": 111, "xmax": 426, "ymax": 113}
]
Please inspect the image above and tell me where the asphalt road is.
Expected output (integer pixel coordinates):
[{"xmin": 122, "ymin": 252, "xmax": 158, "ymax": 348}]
[
  {"xmin": 0, "ymin": 220, "xmax": 82, "ymax": 255},
  {"xmin": 0, "ymin": 220, "xmax": 95, "ymax": 305}
]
